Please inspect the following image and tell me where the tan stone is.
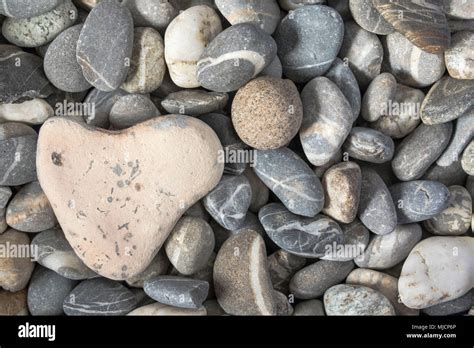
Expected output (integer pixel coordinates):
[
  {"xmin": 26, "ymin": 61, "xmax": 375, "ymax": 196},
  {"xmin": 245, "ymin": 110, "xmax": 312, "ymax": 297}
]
[{"xmin": 0, "ymin": 289, "xmax": 28, "ymax": 315}]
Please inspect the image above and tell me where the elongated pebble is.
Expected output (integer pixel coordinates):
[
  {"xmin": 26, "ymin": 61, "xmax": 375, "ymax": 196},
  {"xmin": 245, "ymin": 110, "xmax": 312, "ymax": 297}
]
[
  {"xmin": 361, "ymin": 73, "xmax": 397, "ymax": 122},
  {"xmin": 462, "ymin": 141, "xmax": 474, "ymax": 175},
  {"xmin": 162, "ymin": 90, "xmax": 228, "ymax": 116},
  {"xmin": 0, "ymin": 98, "xmax": 53, "ymax": 125}
]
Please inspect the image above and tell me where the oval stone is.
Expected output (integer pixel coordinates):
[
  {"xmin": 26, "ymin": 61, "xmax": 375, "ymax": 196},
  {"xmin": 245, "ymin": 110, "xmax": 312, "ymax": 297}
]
[
  {"xmin": 343, "ymin": 127, "xmax": 395, "ymax": 164},
  {"xmin": 109, "ymin": 94, "xmax": 159, "ymax": 129},
  {"xmin": 162, "ymin": 90, "xmax": 228, "ymax": 116},
  {"xmin": 361, "ymin": 73, "xmax": 397, "ymax": 122},
  {"xmin": 122, "ymin": 0, "xmax": 178, "ymax": 34},
  {"xmin": 0, "ymin": 0, "xmax": 63, "ymax": 18},
  {"xmin": 0, "ymin": 98, "xmax": 53, "ymax": 125}
]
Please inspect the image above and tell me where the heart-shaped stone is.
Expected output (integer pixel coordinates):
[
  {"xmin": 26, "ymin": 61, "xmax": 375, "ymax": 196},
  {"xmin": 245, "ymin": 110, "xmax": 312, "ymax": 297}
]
[{"xmin": 36, "ymin": 115, "xmax": 223, "ymax": 280}]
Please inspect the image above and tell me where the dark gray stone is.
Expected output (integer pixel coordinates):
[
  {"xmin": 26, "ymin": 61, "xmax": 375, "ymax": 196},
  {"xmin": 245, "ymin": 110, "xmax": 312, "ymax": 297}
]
[
  {"xmin": 349, "ymin": 0, "xmax": 394, "ymax": 35},
  {"xmin": 422, "ymin": 291, "xmax": 473, "ymax": 316},
  {"xmin": 293, "ymin": 299, "xmax": 325, "ymax": 316},
  {"xmin": 109, "ymin": 94, "xmax": 159, "ymax": 129},
  {"xmin": 0, "ymin": 0, "xmax": 63, "ymax": 18},
  {"xmin": 343, "ymin": 127, "xmax": 395, "ymax": 164},
  {"xmin": 161, "ymin": 90, "xmax": 228, "ymax": 116}
]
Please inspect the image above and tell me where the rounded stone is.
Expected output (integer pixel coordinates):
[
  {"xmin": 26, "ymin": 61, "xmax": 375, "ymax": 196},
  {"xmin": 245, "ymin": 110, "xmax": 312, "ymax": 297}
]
[
  {"xmin": 275, "ymin": 5, "xmax": 344, "ymax": 83},
  {"xmin": 231, "ymin": 77, "xmax": 303, "ymax": 150},
  {"xmin": 445, "ymin": 31, "xmax": 474, "ymax": 80},
  {"xmin": 128, "ymin": 302, "xmax": 206, "ymax": 316},
  {"xmin": 343, "ymin": 127, "xmax": 395, "ymax": 164},
  {"xmin": 462, "ymin": 141, "xmax": 474, "ymax": 175},
  {"xmin": 164, "ymin": 5, "xmax": 222, "ymax": 88},
  {"xmin": 0, "ymin": 0, "xmax": 63, "ymax": 18},
  {"xmin": 162, "ymin": 90, "xmax": 228, "ymax": 116},
  {"xmin": 122, "ymin": 0, "xmax": 178, "ymax": 34},
  {"xmin": 0, "ymin": 98, "xmax": 53, "ymax": 125},
  {"xmin": 267, "ymin": 249, "xmax": 306, "ymax": 294},
  {"xmin": 349, "ymin": 0, "xmax": 394, "ymax": 35},
  {"xmin": 361, "ymin": 73, "xmax": 397, "ymax": 122},
  {"xmin": 197, "ymin": 23, "xmax": 277, "ymax": 92},
  {"xmin": 0, "ymin": 289, "xmax": 28, "ymax": 315},
  {"xmin": 293, "ymin": 299, "xmax": 325, "ymax": 316},
  {"xmin": 109, "ymin": 94, "xmax": 160, "ymax": 130}
]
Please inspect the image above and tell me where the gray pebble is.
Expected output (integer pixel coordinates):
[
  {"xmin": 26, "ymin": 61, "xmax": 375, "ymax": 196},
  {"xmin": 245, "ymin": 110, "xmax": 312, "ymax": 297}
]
[
  {"xmin": 0, "ymin": 0, "xmax": 63, "ymax": 18},
  {"xmin": 161, "ymin": 90, "xmax": 228, "ymax": 116},
  {"xmin": 267, "ymin": 249, "xmax": 306, "ymax": 294},
  {"xmin": 122, "ymin": 0, "xmax": 178, "ymax": 34},
  {"xmin": 184, "ymin": 201, "xmax": 210, "ymax": 221},
  {"xmin": 278, "ymin": 0, "xmax": 325, "ymax": 11},
  {"xmin": 349, "ymin": 0, "xmax": 394, "ymax": 35},
  {"xmin": 343, "ymin": 127, "xmax": 395, "ymax": 164},
  {"xmin": 125, "ymin": 250, "xmax": 170, "ymax": 288},
  {"xmin": 293, "ymin": 299, "xmax": 325, "ymax": 316},
  {"xmin": 361, "ymin": 73, "xmax": 397, "ymax": 122},
  {"xmin": 244, "ymin": 166, "xmax": 269, "ymax": 213},
  {"xmin": 423, "ymin": 159, "xmax": 467, "ymax": 187},
  {"xmin": 109, "ymin": 94, "xmax": 159, "ymax": 129},
  {"xmin": 82, "ymin": 87, "xmax": 127, "ymax": 127},
  {"xmin": 260, "ymin": 55, "xmax": 283, "ymax": 78},
  {"xmin": 422, "ymin": 291, "xmax": 473, "ymax": 316}
]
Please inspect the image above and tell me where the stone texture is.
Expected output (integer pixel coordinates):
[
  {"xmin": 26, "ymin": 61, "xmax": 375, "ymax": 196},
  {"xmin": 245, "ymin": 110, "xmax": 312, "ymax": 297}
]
[
  {"xmin": 423, "ymin": 159, "xmax": 467, "ymax": 187},
  {"xmin": 349, "ymin": 0, "xmax": 394, "ymax": 35},
  {"xmin": 293, "ymin": 299, "xmax": 325, "ymax": 316},
  {"xmin": 203, "ymin": 299, "xmax": 226, "ymax": 316},
  {"xmin": 128, "ymin": 302, "xmax": 206, "ymax": 316},
  {"xmin": 343, "ymin": 127, "xmax": 395, "ymax": 164},
  {"xmin": 422, "ymin": 291, "xmax": 473, "ymax": 316},
  {"xmin": 109, "ymin": 94, "xmax": 159, "ymax": 129},
  {"xmin": 122, "ymin": 0, "xmax": 178, "ymax": 34},
  {"xmin": 244, "ymin": 166, "xmax": 269, "ymax": 213},
  {"xmin": 162, "ymin": 90, "xmax": 228, "ymax": 116},
  {"xmin": 0, "ymin": 0, "xmax": 63, "ymax": 18},
  {"xmin": 444, "ymin": 0, "xmax": 474, "ymax": 20},
  {"xmin": 82, "ymin": 88, "xmax": 127, "ymax": 127},
  {"xmin": 0, "ymin": 289, "xmax": 28, "ymax": 315},
  {"xmin": 445, "ymin": 30, "xmax": 474, "ymax": 80},
  {"xmin": 462, "ymin": 141, "xmax": 474, "ymax": 175},
  {"xmin": 274, "ymin": 290, "xmax": 293, "ymax": 316},
  {"xmin": 125, "ymin": 250, "xmax": 169, "ymax": 288},
  {"xmin": 361, "ymin": 73, "xmax": 397, "ymax": 122},
  {"xmin": 0, "ymin": 99, "xmax": 53, "ymax": 125},
  {"xmin": 267, "ymin": 249, "xmax": 306, "ymax": 294}
]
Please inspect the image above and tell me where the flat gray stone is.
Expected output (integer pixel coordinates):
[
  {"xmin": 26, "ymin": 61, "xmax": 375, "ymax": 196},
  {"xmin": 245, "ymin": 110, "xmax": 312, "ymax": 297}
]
[
  {"xmin": 161, "ymin": 90, "xmax": 228, "ymax": 116},
  {"xmin": 0, "ymin": 0, "xmax": 63, "ymax": 18},
  {"xmin": 109, "ymin": 94, "xmax": 159, "ymax": 130}
]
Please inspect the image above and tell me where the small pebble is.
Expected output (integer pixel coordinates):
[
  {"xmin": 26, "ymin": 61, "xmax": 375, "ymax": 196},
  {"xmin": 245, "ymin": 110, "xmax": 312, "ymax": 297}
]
[
  {"xmin": 0, "ymin": 98, "xmax": 53, "ymax": 125},
  {"xmin": 109, "ymin": 94, "xmax": 160, "ymax": 129},
  {"xmin": 462, "ymin": 141, "xmax": 474, "ymax": 175},
  {"xmin": 278, "ymin": 0, "xmax": 325, "ymax": 11},
  {"xmin": 122, "ymin": 0, "xmax": 178, "ymax": 34},
  {"xmin": 82, "ymin": 87, "xmax": 127, "ymax": 127},
  {"xmin": 361, "ymin": 73, "xmax": 397, "ymax": 122},
  {"xmin": 162, "ymin": 90, "xmax": 228, "ymax": 116}
]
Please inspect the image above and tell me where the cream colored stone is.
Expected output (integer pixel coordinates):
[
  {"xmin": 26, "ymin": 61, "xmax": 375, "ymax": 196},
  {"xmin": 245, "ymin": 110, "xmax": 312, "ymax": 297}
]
[
  {"xmin": 127, "ymin": 302, "xmax": 207, "ymax": 315},
  {"xmin": 0, "ymin": 99, "xmax": 53, "ymax": 125}
]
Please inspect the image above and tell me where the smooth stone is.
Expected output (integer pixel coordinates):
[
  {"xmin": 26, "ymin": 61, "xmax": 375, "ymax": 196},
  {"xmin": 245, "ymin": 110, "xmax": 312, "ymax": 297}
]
[
  {"xmin": 346, "ymin": 268, "xmax": 419, "ymax": 316},
  {"xmin": 0, "ymin": 289, "xmax": 28, "ymax": 315},
  {"xmin": 373, "ymin": 0, "xmax": 450, "ymax": 54},
  {"xmin": 121, "ymin": 27, "xmax": 165, "ymax": 94},
  {"xmin": 0, "ymin": 123, "xmax": 38, "ymax": 186},
  {"xmin": 199, "ymin": 113, "xmax": 247, "ymax": 175},
  {"xmin": 422, "ymin": 291, "xmax": 473, "ymax": 316},
  {"xmin": 260, "ymin": 55, "xmax": 282, "ymax": 78},
  {"xmin": 64, "ymin": 278, "xmax": 138, "ymax": 315},
  {"xmin": 390, "ymin": 180, "xmax": 451, "ymax": 223},
  {"xmin": 36, "ymin": 115, "xmax": 223, "ymax": 280},
  {"xmin": 253, "ymin": 148, "xmax": 325, "ymax": 217},
  {"xmin": 165, "ymin": 216, "xmax": 214, "ymax": 276},
  {"xmin": 361, "ymin": 73, "xmax": 397, "ymax": 122},
  {"xmin": 382, "ymin": 32, "xmax": 446, "ymax": 88},
  {"xmin": 324, "ymin": 284, "xmax": 395, "ymax": 315},
  {"xmin": 343, "ymin": 127, "xmax": 395, "ymax": 164},
  {"xmin": 164, "ymin": 5, "xmax": 222, "ymax": 88},
  {"xmin": 82, "ymin": 88, "xmax": 127, "ymax": 127},
  {"xmin": 423, "ymin": 159, "xmax": 467, "ymax": 187},
  {"xmin": 231, "ymin": 77, "xmax": 303, "ymax": 150},
  {"xmin": 203, "ymin": 175, "xmax": 251, "ymax": 231},
  {"xmin": 274, "ymin": 290, "xmax": 293, "ymax": 316},
  {"xmin": 128, "ymin": 302, "xmax": 206, "ymax": 316},
  {"xmin": 259, "ymin": 203, "xmax": 343, "ymax": 258},
  {"xmin": 338, "ymin": 21, "xmax": 384, "ymax": 90},
  {"xmin": 321, "ymin": 219, "xmax": 370, "ymax": 262},
  {"xmin": 370, "ymin": 84, "xmax": 424, "ymax": 139},
  {"xmin": 267, "ymin": 249, "xmax": 306, "ymax": 294},
  {"xmin": 275, "ymin": 5, "xmax": 344, "ymax": 83},
  {"xmin": 143, "ymin": 276, "xmax": 208, "ymax": 309},
  {"xmin": 324, "ymin": 57, "xmax": 361, "ymax": 120},
  {"xmin": 2, "ymin": 0, "xmax": 77, "ymax": 47},
  {"xmin": 122, "ymin": 0, "xmax": 178, "ymax": 34},
  {"xmin": 445, "ymin": 31, "xmax": 474, "ymax": 79},
  {"xmin": 0, "ymin": 0, "xmax": 63, "ymax": 18},
  {"xmin": 215, "ymin": 0, "xmax": 280, "ymax": 34},
  {"xmin": 32, "ymin": 227, "xmax": 97, "ymax": 280},
  {"xmin": 27, "ymin": 266, "xmax": 78, "ymax": 316},
  {"xmin": 313, "ymin": 149, "xmax": 342, "ymax": 179},
  {"xmin": 214, "ymin": 229, "xmax": 276, "ymax": 315},
  {"xmin": 197, "ymin": 23, "xmax": 277, "ymax": 92},
  {"xmin": 293, "ymin": 299, "xmax": 325, "ymax": 316},
  {"xmin": 278, "ymin": 0, "xmax": 325, "ymax": 11},
  {"xmin": 162, "ymin": 90, "xmax": 228, "ymax": 116},
  {"xmin": 125, "ymin": 250, "xmax": 169, "ymax": 288},
  {"xmin": 399, "ymin": 236, "xmax": 474, "ymax": 309},
  {"xmin": 0, "ymin": 229, "xmax": 34, "ymax": 291},
  {"xmin": 0, "ymin": 45, "xmax": 54, "ymax": 103},
  {"xmin": 203, "ymin": 299, "xmax": 226, "ymax": 316},
  {"xmin": 0, "ymin": 98, "xmax": 53, "ymax": 125},
  {"xmin": 6, "ymin": 181, "xmax": 57, "ymax": 232},
  {"xmin": 327, "ymin": 0, "xmax": 351, "ymax": 19},
  {"xmin": 357, "ymin": 167, "xmax": 397, "ymax": 235},
  {"xmin": 462, "ymin": 141, "xmax": 474, "ymax": 175},
  {"xmin": 392, "ymin": 123, "xmax": 453, "ymax": 181},
  {"xmin": 179, "ymin": 251, "xmax": 216, "ymax": 300},
  {"xmin": 300, "ymin": 77, "xmax": 353, "ymax": 166},
  {"xmin": 423, "ymin": 185, "xmax": 472, "ymax": 235},
  {"xmin": 109, "ymin": 94, "xmax": 160, "ymax": 129},
  {"xmin": 321, "ymin": 161, "xmax": 361, "ymax": 223},
  {"xmin": 184, "ymin": 201, "xmax": 210, "ymax": 221},
  {"xmin": 354, "ymin": 224, "xmax": 421, "ymax": 269},
  {"xmin": 420, "ymin": 76, "xmax": 474, "ymax": 125},
  {"xmin": 349, "ymin": 0, "xmax": 394, "ymax": 35},
  {"xmin": 244, "ymin": 166, "xmax": 269, "ymax": 213},
  {"xmin": 77, "ymin": 0, "xmax": 133, "ymax": 91}
]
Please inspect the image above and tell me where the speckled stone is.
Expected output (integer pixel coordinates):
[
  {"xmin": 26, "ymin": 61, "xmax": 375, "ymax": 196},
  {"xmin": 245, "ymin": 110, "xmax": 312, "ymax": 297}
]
[
  {"xmin": 382, "ymin": 32, "xmax": 446, "ymax": 88},
  {"xmin": 121, "ymin": 27, "xmax": 165, "ymax": 94},
  {"xmin": 82, "ymin": 88, "xmax": 127, "ymax": 127},
  {"xmin": 253, "ymin": 148, "xmax": 325, "ymax": 217},
  {"xmin": 122, "ymin": 0, "xmax": 178, "ymax": 34},
  {"xmin": 343, "ymin": 127, "xmax": 395, "ymax": 164},
  {"xmin": 338, "ymin": 21, "xmax": 384, "ymax": 90},
  {"xmin": 64, "ymin": 278, "xmax": 138, "ymax": 315},
  {"xmin": 373, "ymin": 0, "xmax": 450, "ymax": 54},
  {"xmin": 215, "ymin": 0, "xmax": 280, "ymax": 34},
  {"xmin": 0, "ymin": 98, "xmax": 54, "ymax": 125},
  {"xmin": 232, "ymin": 77, "xmax": 303, "ymax": 150},
  {"xmin": 244, "ymin": 166, "xmax": 269, "ymax": 213},
  {"xmin": 76, "ymin": 0, "xmax": 133, "ymax": 91},
  {"xmin": 361, "ymin": 73, "xmax": 397, "ymax": 122},
  {"xmin": 392, "ymin": 123, "xmax": 452, "ymax": 181},
  {"xmin": 203, "ymin": 175, "xmax": 251, "ymax": 231},
  {"xmin": 197, "ymin": 23, "xmax": 277, "ymax": 92},
  {"xmin": 423, "ymin": 185, "xmax": 472, "ymax": 235},
  {"xmin": 290, "ymin": 260, "xmax": 354, "ymax": 299},
  {"xmin": 324, "ymin": 284, "xmax": 395, "ymax": 315},
  {"xmin": 293, "ymin": 299, "xmax": 325, "ymax": 316},
  {"xmin": 164, "ymin": 5, "xmax": 222, "ymax": 88},
  {"xmin": 0, "ymin": 0, "xmax": 63, "ymax": 18},
  {"xmin": 2, "ymin": 0, "xmax": 77, "ymax": 47},
  {"xmin": 349, "ymin": 0, "xmax": 394, "ymax": 35},
  {"xmin": 275, "ymin": 5, "xmax": 344, "ymax": 83},
  {"xmin": 162, "ymin": 90, "xmax": 228, "ymax": 116},
  {"xmin": 462, "ymin": 141, "xmax": 474, "ymax": 175},
  {"xmin": 214, "ymin": 229, "xmax": 276, "ymax": 315},
  {"xmin": 355, "ymin": 223, "xmax": 422, "ymax": 270},
  {"xmin": 390, "ymin": 180, "xmax": 450, "ymax": 223},
  {"xmin": 0, "ymin": 289, "xmax": 28, "ymax": 315},
  {"xmin": 399, "ymin": 236, "xmax": 474, "ymax": 309},
  {"xmin": 422, "ymin": 291, "xmax": 473, "ymax": 316},
  {"xmin": 125, "ymin": 250, "xmax": 169, "ymax": 288},
  {"xmin": 259, "ymin": 203, "xmax": 343, "ymax": 258},
  {"xmin": 420, "ymin": 76, "xmax": 474, "ymax": 125},
  {"xmin": 274, "ymin": 290, "xmax": 293, "ymax": 316},
  {"xmin": 300, "ymin": 77, "xmax": 353, "ymax": 166},
  {"xmin": 357, "ymin": 167, "xmax": 397, "ymax": 235},
  {"xmin": 267, "ymin": 249, "xmax": 306, "ymax": 294},
  {"xmin": 128, "ymin": 302, "xmax": 206, "ymax": 315},
  {"xmin": 445, "ymin": 31, "xmax": 474, "ymax": 80},
  {"xmin": 109, "ymin": 94, "xmax": 160, "ymax": 129}
]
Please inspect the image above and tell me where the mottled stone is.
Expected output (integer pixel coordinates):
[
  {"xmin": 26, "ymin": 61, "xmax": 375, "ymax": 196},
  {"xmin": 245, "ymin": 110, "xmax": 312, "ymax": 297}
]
[
  {"xmin": 253, "ymin": 148, "xmax": 324, "ymax": 217},
  {"xmin": 0, "ymin": 98, "xmax": 53, "ymax": 125},
  {"xmin": 300, "ymin": 77, "xmax": 353, "ymax": 166},
  {"xmin": 390, "ymin": 181, "xmax": 450, "ymax": 223},
  {"xmin": 244, "ymin": 166, "xmax": 269, "ymax": 213},
  {"xmin": 275, "ymin": 5, "xmax": 344, "ymax": 83},
  {"xmin": 293, "ymin": 299, "xmax": 325, "ymax": 316},
  {"xmin": 76, "ymin": 0, "xmax": 133, "ymax": 91},
  {"xmin": 109, "ymin": 94, "xmax": 160, "ymax": 129},
  {"xmin": 232, "ymin": 77, "xmax": 303, "ymax": 150},
  {"xmin": 64, "ymin": 278, "xmax": 138, "ymax": 315},
  {"xmin": 445, "ymin": 31, "xmax": 474, "ymax": 80},
  {"xmin": 392, "ymin": 123, "xmax": 452, "ymax": 181},
  {"xmin": 128, "ymin": 302, "xmax": 206, "ymax": 315},
  {"xmin": 82, "ymin": 88, "xmax": 127, "ymax": 127},
  {"xmin": 197, "ymin": 23, "xmax": 277, "ymax": 92},
  {"xmin": 214, "ymin": 229, "xmax": 275, "ymax": 315},
  {"xmin": 122, "ymin": 0, "xmax": 178, "ymax": 34},
  {"xmin": 349, "ymin": 0, "xmax": 394, "ymax": 35},
  {"xmin": 324, "ymin": 284, "xmax": 395, "ymax": 315},
  {"xmin": 399, "ymin": 236, "xmax": 474, "ymax": 309},
  {"xmin": 36, "ymin": 116, "xmax": 223, "ymax": 280},
  {"xmin": 343, "ymin": 127, "xmax": 395, "ymax": 164},
  {"xmin": 0, "ymin": 0, "xmax": 63, "ymax": 18},
  {"xmin": 361, "ymin": 73, "xmax": 397, "ymax": 122},
  {"xmin": 462, "ymin": 141, "xmax": 474, "ymax": 175},
  {"xmin": 422, "ymin": 291, "xmax": 473, "ymax": 316},
  {"xmin": 2, "ymin": 0, "xmax": 77, "ymax": 47},
  {"xmin": 267, "ymin": 249, "xmax": 306, "ymax": 294},
  {"xmin": 162, "ymin": 90, "xmax": 228, "ymax": 116},
  {"xmin": 357, "ymin": 167, "xmax": 397, "ymax": 235}
]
